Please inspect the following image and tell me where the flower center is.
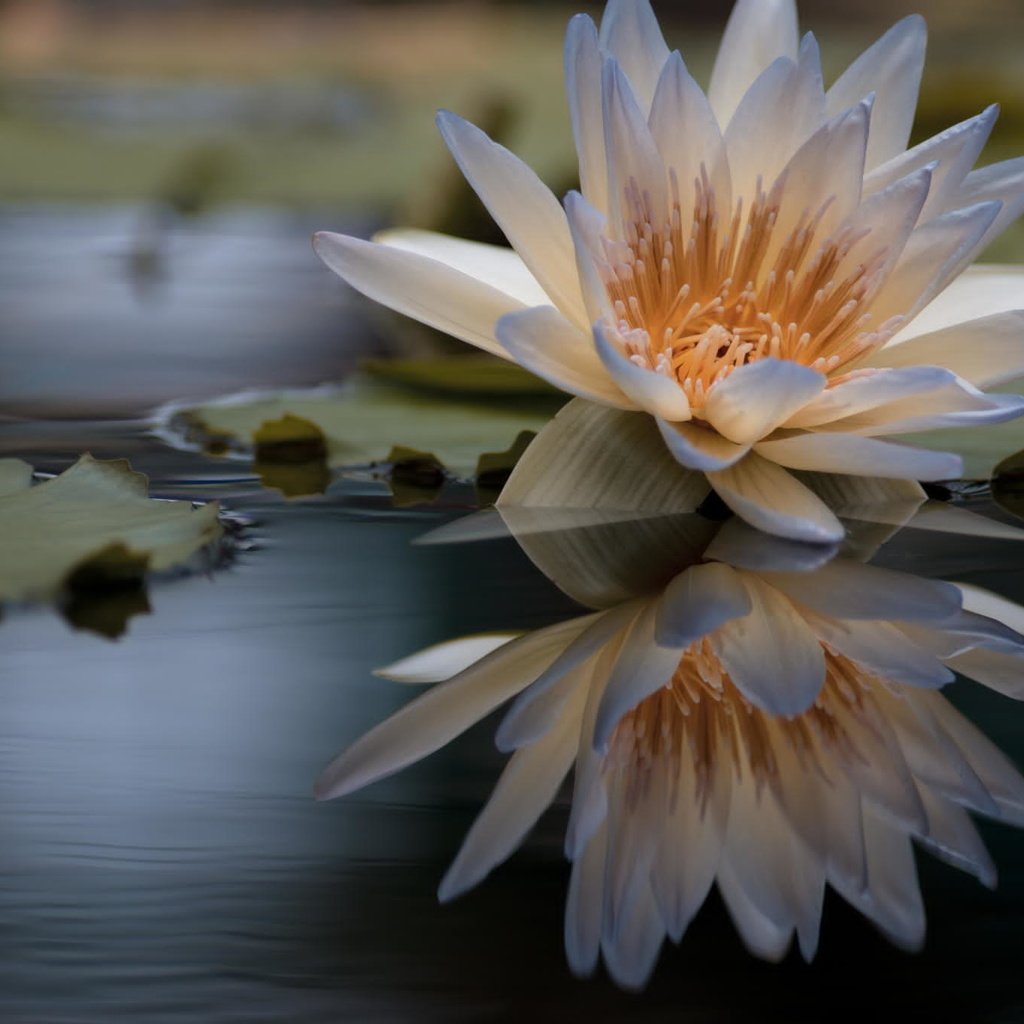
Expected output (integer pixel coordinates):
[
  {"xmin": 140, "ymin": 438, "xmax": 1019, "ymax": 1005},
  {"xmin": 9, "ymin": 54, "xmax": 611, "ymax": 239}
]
[
  {"xmin": 606, "ymin": 638, "xmax": 888, "ymax": 811},
  {"xmin": 600, "ymin": 173, "xmax": 902, "ymax": 412}
]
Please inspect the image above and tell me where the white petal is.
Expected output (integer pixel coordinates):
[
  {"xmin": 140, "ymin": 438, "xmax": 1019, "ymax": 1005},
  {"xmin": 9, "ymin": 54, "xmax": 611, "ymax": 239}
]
[
  {"xmin": 649, "ymin": 52, "xmax": 732, "ymax": 225},
  {"xmin": 654, "ymin": 562, "xmax": 753, "ymax": 647},
  {"xmin": 495, "ymin": 306, "xmax": 633, "ymax": 408},
  {"xmin": 761, "ymin": 561, "xmax": 961, "ymax": 622},
  {"xmin": 948, "ymin": 648, "xmax": 1024, "ymax": 700},
  {"xmin": 785, "ymin": 366, "xmax": 955, "ymax": 429},
  {"xmin": 704, "ymin": 359, "xmax": 826, "ymax": 444},
  {"xmin": 708, "ymin": 0, "xmax": 799, "ymax": 128},
  {"xmin": 808, "ymin": 616, "xmax": 954, "ymax": 688},
  {"xmin": 314, "ymin": 616, "xmax": 593, "ymax": 799},
  {"xmin": 955, "ymin": 157, "xmax": 1024, "ymax": 252},
  {"xmin": 565, "ymin": 824, "xmax": 608, "ymax": 977},
  {"xmin": 871, "ymin": 201, "xmax": 1003, "ymax": 327},
  {"xmin": 374, "ymin": 229, "xmax": 549, "ymax": 307},
  {"xmin": 958, "ymin": 582, "xmax": 1024, "ymax": 633},
  {"xmin": 564, "ymin": 190, "xmax": 616, "ymax": 325},
  {"xmin": 375, "ymin": 633, "xmax": 519, "ymax": 684},
  {"xmin": 438, "ymin": 683, "xmax": 585, "ymax": 901},
  {"xmin": 594, "ymin": 322, "xmax": 691, "ymax": 420},
  {"xmin": 565, "ymin": 14, "xmax": 609, "ymax": 214},
  {"xmin": 864, "ymin": 106, "xmax": 998, "ymax": 221},
  {"xmin": 917, "ymin": 787, "xmax": 997, "ymax": 888},
  {"xmin": 598, "ymin": 0, "xmax": 671, "ymax": 114},
  {"xmin": 436, "ymin": 112, "xmax": 588, "ymax": 328},
  {"xmin": 825, "ymin": 16, "xmax": 926, "ymax": 171},
  {"xmin": 593, "ymin": 602, "xmax": 685, "ymax": 751},
  {"xmin": 657, "ymin": 420, "xmax": 750, "ymax": 471},
  {"xmin": 709, "ymin": 574, "xmax": 826, "ymax": 714},
  {"xmin": 703, "ymin": 518, "xmax": 839, "ymax": 572},
  {"xmin": 893, "ymin": 264, "xmax": 1024, "ymax": 341},
  {"xmin": 870, "ymin": 311, "xmax": 1024, "ymax": 388},
  {"xmin": 755, "ymin": 432, "xmax": 963, "ymax": 480},
  {"xmin": 717, "ymin": 862, "xmax": 793, "ymax": 962},
  {"xmin": 314, "ymin": 232, "xmax": 525, "ymax": 357},
  {"xmin": 601, "ymin": 875, "xmax": 665, "ymax": 991},
  {"xmin": 708, "ymin": 453, "xmax": 844, "ymax": 543},
  {"xmin": 602, "ymin": 58, "xmax": 667, "ymax": 235}
]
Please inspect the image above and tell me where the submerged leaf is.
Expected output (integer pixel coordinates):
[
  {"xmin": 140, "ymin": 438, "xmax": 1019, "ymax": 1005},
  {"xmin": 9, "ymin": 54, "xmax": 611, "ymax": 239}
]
[{"xmin": 0, "ymin": 455, "xmax": 222, "ymax": 605}]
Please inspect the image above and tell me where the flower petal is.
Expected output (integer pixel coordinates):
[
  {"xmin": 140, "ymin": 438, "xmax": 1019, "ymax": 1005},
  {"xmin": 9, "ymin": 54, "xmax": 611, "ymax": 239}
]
[
  {"xmin": 654, "ymin": 562, "xmax": 753, "ymax": 648},
  {"xmin": 703, "ymin": 358, "xmax": 826, "ymax": 444},
  {"xmin": 375, "ymin": 229, "xmax": 549, "ymax": 307},
  {"xmin": 496, "ymin": 306, "xmax": 633, "ymax": 408},
  {"xmin": 314, "ymin": 231, "xmax": 519, "ymax": 357},
  {"xmin": 598, "ymin": 0, "xmax": 671, "ymax": 114},
  {"xmin": 825, "ymin": 15, "xmax": 926, "ymax": 171},
  {"xmin": 436, "ymin": 111, "xmax": 588, "ymax": 327},
  {"xmin": 755, "ymin": 432, "xmax": 964, "ymax": 480},
  {"xmin": 375, "ymin": 633, "xmax": 519, "ymax": 684},
  {"xmin": 565, "ymin": 14, "xmax": 609, "ymax": 214},
  {"xmin": 656, "ymin": 420, "xmax": 750, "ymax": 471},
  {"xmin": 314, "ymin": 616, "xmax": 593, "ymax": 799},
  {"xmin": 707, "ymin": 0, "xmax": 799, "ymax": 128},
  {"xmin": 955, "ymin": 157, "xmax": 1024, "ymax": 252},
  {"xmin": 869, "ymin": 311, "xmax": 1024, "ymax": 388},
  {"xmin": 708, "ymin": 453, "xmax": 844, "ymax": 543},
  {"xmin": 594, "ymin": 322, "xmax": 691, "ymax": 420}
]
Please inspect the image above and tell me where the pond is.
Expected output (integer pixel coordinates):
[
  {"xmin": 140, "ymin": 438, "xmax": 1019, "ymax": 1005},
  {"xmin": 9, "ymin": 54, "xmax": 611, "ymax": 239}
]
[{"xmin": 2, "ymin": 205, "xmax": 1024, "ymax": 1022}]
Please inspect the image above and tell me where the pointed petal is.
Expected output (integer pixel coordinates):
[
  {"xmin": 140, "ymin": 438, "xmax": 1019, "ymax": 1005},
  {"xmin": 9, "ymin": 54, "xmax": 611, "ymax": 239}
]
[
  {"xmin": 709, "ymin": 574, "xmax": 826, "ymax": 714},
  {"xmin": 436, "ymin": 111, "xmax": 587, "ymax": 327},
  {"xmin": 495, "ymin": 306, "xmax": 632, "ymax": 408},
  {"xmin": 565, "ymin": 14, "xmax": 609, "ymax": 213},
  {"xmin": 314, "ymin": 231, "xmax": 524, "ymax": 357},
  {"xmin": 708, "ymin": 0, "xmax": 799, "ymax": 127},
  {"xmin": 708, "ymin": 453, "xmax": 845, "ymax": 543},
  {"xmin": 955, "ymin": 157, "xmax": 1024, "ymax": 252},
  {"xmin": 656, "ymin": 420, "xmax": 750, "ymax": 472},
  {"xmin": 438, "ymin": 685, "xmax": 584, "ymax": 901},
  {"xmin": 598, "ymin": 0, "xmax": 671, "ymax": 113},
  {"xmin": 376, "ymin": 633, "xmax": 519, "ymax": 684},
  {"xmin": 825, "ymin": 16, "xmax": 927, "ymax": 170},
  {"xmin": 594, "ymin": 322, "xmax": 691, "ymax": 420},
  {"xmin": 704, "ymin": 359, "xmax": 826, "ymax": 444},
  {"xmin": 314, "ymin": 617, "xmax": 592, "ymax": 799},
  {"xmin": 917, "ymin": 787, "xmax": 997, "ymax": 888},
  {"xmin": 564, "ymin": 190, "xmax": 615, "ymax": 324},
  {"xmin": 869, "ymin": 311, "xmax": 1024, "ymax": 388},
  {"xmin": 565, "ymin": 824, "xmax": 608, "ymax": 977},
  {"xmin": 755, "ymin": 432, "xmax": 963, "ymax": 480}
]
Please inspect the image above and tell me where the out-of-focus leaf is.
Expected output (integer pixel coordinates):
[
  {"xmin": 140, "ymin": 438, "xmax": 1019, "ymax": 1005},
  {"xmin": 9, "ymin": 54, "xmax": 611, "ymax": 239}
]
[
  {"xmin": 362, "ymin": 355, "xmax": 558, "ymax": 396},
  {"xmin": 386, "ymin": 446, "xmax": 446, "ymax": 507},
  {"xmin": 157, "ymin": 380, "xmax": 558, "ymax": 478},
  {"xmin": 63, "ymin": 575, "xmax": 152, "ymax": 640},
  {"xmin": 0, "ymin": 455, "xmax": 221, "ymax": 604},
  {"xmin": 475, "ymin": 431, "xmax": 536, "ymax": 503}
]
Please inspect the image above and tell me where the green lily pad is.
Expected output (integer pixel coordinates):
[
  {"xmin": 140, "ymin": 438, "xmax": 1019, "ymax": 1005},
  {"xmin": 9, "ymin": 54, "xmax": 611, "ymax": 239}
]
[{"xmin": 0, "ymin": 455, "xmax": 222, "ymax": 605}]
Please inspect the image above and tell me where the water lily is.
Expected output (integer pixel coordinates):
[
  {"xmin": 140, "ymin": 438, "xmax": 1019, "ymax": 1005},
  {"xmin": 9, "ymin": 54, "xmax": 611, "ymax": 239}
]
[
  {"xmin": 315, "ymin": 0, "xmax": 1024, "ymax": 543},
  {"xmin": 316, "ymin": 518, "xmax": 1024, "ymax": 988}
]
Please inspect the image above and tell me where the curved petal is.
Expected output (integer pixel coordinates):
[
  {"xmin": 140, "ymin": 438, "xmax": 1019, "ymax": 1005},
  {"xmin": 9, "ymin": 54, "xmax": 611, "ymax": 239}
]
[
  {"xmin": 375, "ymin": 632, "xmax": 519, "ymax": 685},
  {"xmin": 565, "ymin": 14, "xmax": 608, "ymax": 214},
  {"xmin": 656, "ymin": 420, "xmax": 750, "ymax": 471},
  {"xmin": 703, "ymin": 358, "xmax": 826, "ymax": 444},
  {"xmin": 496, "ymin": 307, "xmax": 634, "ymax": 408},
  {"xmin": 707, "ymin": 0, "xmax": 799, "ymax": 128},
  {"xmin": 825, "ymin": 15, "xmax": 926, "ymax": 170},
  {"xmin": 708, "ymin": 453, "xmax": 844, "ymax": 543},
  {"xmin": 709, "ymin": 575, "xmax": 826, "ymax": 715},
  {"xmin": 598, "ymin": 0, "xmax": 671, "ymax": 113},
  {"xmin": 375, "ymin": 229, "xmax": 550, "ymax": 307},
  {"xmin": 869, "ymin": 311, "xmax": 1024, "ymax": 388},
  {"xmin": 436, "ymin": 111, "xmax": 588, "ymax": 327},
  {"xmin": 594, "ymin": 322, "xmax": 691, "ymax": 420},
  {"xmin": 955, "ymin": 157, "xmax": 1024, "ymax": 252},
  {"xmin": 654, "ymin": 561, "xmax": 753, "ymax": 648},
  {"xmin": 314, "ymin": 231, "xmax": 520, "ymax": 357},
  {"xmin": 755, "ymin": 432, "xmax": 964, "ymax": 480}
]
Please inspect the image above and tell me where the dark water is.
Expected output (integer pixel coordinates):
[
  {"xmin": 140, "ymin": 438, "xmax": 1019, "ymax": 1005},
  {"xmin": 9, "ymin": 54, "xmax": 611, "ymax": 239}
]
[{"xmin": 3, "ymin": 207, "xmax": 1024, "ymax": 1023}]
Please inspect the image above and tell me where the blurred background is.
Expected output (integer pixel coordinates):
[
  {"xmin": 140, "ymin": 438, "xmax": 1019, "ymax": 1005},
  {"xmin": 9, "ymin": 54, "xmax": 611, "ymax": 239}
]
[{"xmin": 2, "ymin": 0, "xmax": 1023, "ymax": 418}]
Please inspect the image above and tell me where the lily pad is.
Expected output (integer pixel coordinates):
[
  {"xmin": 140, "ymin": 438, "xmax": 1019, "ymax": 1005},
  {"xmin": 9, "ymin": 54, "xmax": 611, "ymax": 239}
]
[
  {"xmin": 0, "ymin": 455, "xmax": 222, "ymax": 605},
  {"xmin": 362, "ymin": 355, "xmax": 557, "ymax": 396},
  {"xmin": 156, "ymin": 378, "xmax": 560, "ymax": 482}
]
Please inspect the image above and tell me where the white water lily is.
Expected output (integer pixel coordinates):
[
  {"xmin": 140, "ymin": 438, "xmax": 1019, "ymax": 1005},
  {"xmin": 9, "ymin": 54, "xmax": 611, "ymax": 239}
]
[
  {"xmin": 315, "ymin": 0, "xmax": 1024, "ymax": 543},
  {"xmin": 317, "ymin": 528, "xmax": 1024, "ymax": 988}
]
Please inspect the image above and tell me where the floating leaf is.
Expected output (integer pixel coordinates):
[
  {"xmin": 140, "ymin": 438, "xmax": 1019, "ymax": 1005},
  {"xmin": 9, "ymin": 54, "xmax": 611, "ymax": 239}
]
[
  {"xmin": 386, "ymin": 446, "xmax": 447, "ymax": 507},
  {"xmin": 362, "ymin": 355, "xmax": 557, "ymax": 396},
  {"xmin": 0, "ymin": 455, "xmax": 222, "ymax": 605},
  {"xmin": 156, "ymin": 379, "xmax": 559, "ymax": 480},
  {"xmin": 475, "ymin": 430, "xmax": 537, "ymax": 503}
]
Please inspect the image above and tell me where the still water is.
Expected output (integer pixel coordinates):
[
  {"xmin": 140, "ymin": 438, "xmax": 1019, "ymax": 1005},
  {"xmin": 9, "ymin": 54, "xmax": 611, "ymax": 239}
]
[{"xmin": 2, "ymin": 208, "xmax": 1024, "ymax": 1022}]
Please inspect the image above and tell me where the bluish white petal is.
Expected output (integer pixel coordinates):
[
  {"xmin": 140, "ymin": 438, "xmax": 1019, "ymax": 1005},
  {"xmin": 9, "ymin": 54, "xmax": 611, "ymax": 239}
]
[
  {"xmin": 657, "ymin": 420, "xmax": 750, "ymax": 471},
  {"xmin": 654, "ymin": 561, "xmax": 753, "ymax": 648},
  {"xmin": 565, "ymin": 14, "xmax": 609, "ymax": 213},
  {"xmin": 594, "ymin": 322, "xmax": 691, "ymax": 421},
  {"xmin": 598, "ymin": 0, "xmax": 671, "ymax": 114}
]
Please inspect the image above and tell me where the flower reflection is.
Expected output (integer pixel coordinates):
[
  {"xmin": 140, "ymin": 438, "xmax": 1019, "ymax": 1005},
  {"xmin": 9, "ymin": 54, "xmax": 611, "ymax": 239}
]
[
  {"xmin": 315, "ymin": 0, "xmax": 1024, "ymax": 542},
  {"xmin": 318, "ymin": 512, "xmax": 1024, "ymax": 988}
]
